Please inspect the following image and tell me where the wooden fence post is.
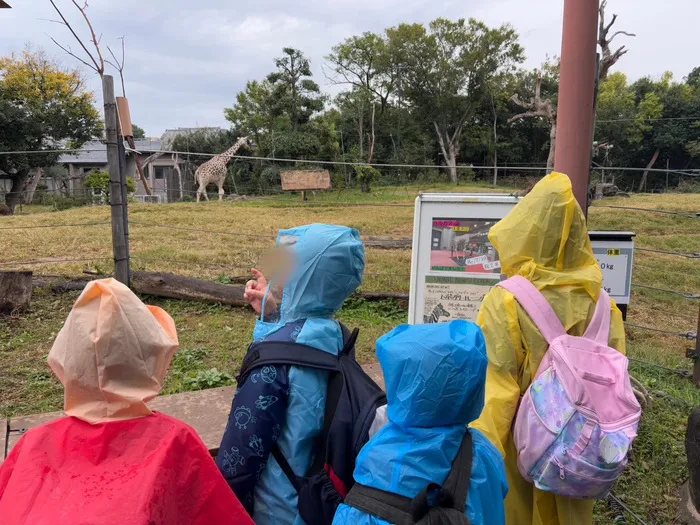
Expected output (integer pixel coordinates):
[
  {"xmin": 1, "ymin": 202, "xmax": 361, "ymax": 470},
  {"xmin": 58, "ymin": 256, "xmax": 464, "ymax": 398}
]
[
  {"xmin": 694, "ymin": 304, "xmax": 700, "ymax": 387},
  {"xmin": 683, "ymin": 407, "xmax": 700, "ymax": 522},
  {"xmin": 117, "ymin": 134, "xmax": 131, "ymax": 283},
  {"xmin": 103, "ymin": 75, "xmax": 129, "ymax": 285}
]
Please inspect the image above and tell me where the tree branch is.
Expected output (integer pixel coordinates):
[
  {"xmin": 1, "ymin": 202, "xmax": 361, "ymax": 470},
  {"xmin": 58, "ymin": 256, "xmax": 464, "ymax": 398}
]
[
  {"xmin": 48, "ymin": 0, "xmax": 102, "ymax": 74},
  {"xmin": 49, "ymin": 36, "xmax": 98, "ymax": 72},
  {"xmin": 70, "ymin": 0, "xmax": 105, "ymax": 75},
  {"xmin": 608, "ymin": 30, "xmax": 636, "ymax": 44}
]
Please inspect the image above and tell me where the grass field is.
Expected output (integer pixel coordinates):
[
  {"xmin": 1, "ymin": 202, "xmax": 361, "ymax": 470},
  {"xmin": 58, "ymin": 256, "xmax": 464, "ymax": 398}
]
[{"xmin": 1, "ymin": 183, "xmax": 698, "ymax": 523}]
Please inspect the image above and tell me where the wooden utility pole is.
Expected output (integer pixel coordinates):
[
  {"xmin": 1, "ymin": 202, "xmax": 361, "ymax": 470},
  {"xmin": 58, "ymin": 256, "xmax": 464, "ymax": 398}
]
[
  {"xmin": 104, "ymin": 75, "xmax": 129, "ymax": 285},
  {"xmin": 554, "ymin": 0, "xmax": 599, "ymax": 213}
]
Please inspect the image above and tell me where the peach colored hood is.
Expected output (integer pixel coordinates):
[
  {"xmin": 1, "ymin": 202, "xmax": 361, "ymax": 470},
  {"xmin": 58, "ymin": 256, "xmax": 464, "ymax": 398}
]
[{"xmin": 48, "ymin": 278, "xmax": 179, "ymax": 424}]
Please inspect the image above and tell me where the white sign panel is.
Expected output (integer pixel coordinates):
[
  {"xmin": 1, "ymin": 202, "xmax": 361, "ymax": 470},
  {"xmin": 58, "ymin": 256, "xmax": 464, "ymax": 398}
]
[
  {"xmin": 409, "ymin": 194, "xmax": 521, "ymax": 325},
  {"xmin": 589, "ymin": 232, "xmax": 635, "ymax": 307}
]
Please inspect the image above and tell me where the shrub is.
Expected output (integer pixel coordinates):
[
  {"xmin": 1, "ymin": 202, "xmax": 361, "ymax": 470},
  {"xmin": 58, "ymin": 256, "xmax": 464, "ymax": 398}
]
[
  {"xmin": 51, "ymin": 195, "xmax": 92, "ymax": 211},
  {"xmin": 183, "ymin": 368, "xmax": 233, "ymax": 391},
  {"xmin": 84, "ymin": 171, "xmax": 136, "ymax": 197},
  {"xmin": 355, "ymin": 165, "xmax": 382, "ymax": 193},
  {"xmin": 676, "ymin": 179, "xmax": 700, "ymax": 194}
]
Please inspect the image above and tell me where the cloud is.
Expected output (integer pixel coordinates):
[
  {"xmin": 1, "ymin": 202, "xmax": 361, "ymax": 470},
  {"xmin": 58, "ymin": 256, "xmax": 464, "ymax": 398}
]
[{"xmin": 1, "ymin": 0, "xmax": 698, "ymax": 136}]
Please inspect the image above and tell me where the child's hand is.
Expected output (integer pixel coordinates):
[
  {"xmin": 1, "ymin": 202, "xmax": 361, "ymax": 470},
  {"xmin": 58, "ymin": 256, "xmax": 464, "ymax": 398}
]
[{"xmin": 244, "ymin": 269, "xmax": 277, "ymax": 317}]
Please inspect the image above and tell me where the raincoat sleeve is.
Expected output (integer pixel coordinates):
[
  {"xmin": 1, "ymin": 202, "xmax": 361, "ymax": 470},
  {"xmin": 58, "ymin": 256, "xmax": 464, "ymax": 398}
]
[
  {"xmin": 217, "ymin": 364, "xmax": 290, "ymax": 515},
  {"xmin": 471, "ymin": 287, "xmax": 524, "ymax": 457}
]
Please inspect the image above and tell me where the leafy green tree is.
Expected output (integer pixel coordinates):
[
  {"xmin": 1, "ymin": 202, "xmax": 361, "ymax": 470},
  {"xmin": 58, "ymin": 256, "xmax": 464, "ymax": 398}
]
[
  {"xmin": 224, "ymin": 80, "xmax": 275, "ymax": 145},
  {"xmin": 0, "ymin": 50, "xmax": 102, "ymax": 213},
  {"xmin": 266, "ymin": 48, "xmax": 325, "ymax": 131},
  {"xmin": 131, "ymin": 124, "xmax": 146, "ymax": 139},
  {"xmin": 391, "ymin": 18, "xmax": 524, "ymax": 182}
]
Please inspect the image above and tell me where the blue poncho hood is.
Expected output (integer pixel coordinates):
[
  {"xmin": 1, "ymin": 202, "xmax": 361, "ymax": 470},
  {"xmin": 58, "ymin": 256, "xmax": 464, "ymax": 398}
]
[
  {"xmin": 333, "ymin": 321, "xmax": 508, "ymax": 525},
  {"xmin": 380, "ymin": 320, "xmax": 487, "ymax": 428},
  {"xmin": 274, "ymin": 224, "xmax": 365, "ymax": 324}
]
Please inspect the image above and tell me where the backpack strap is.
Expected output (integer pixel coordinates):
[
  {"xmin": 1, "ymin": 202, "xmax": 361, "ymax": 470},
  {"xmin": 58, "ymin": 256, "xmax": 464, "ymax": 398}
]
[
  {"xmin": 264, "ymin": 326, "xmax": 360, "ymax": 490},
  {"xmin": 344, "ymin": 485, "xmax": 414, "ymax": 525},
  {"xmin": 343, "ymin": 430, "xmax": 474, "ymax": 524},
  {"xmin": 582, "ymin": 288, "xmax": 612, "ymax": 345},
  {"xmin": 497, "ymin": 276, "xmax": 567, "ymax": 344},
  {"xmin": 440, "ymin": 429, "xmax": 473, "ymax": 514}
]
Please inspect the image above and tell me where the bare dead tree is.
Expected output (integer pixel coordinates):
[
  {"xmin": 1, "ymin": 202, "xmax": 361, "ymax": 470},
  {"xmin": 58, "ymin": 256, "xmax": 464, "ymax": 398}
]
[
  {"xmin": 509, "ymin": 72, "xmax": 558, "ymax": 170},
  {"xmin": 106, "ymin": 36, "xmax": 126, "ymax": 97},
  {"xmin": 598, "ymin": 0, "xmax": 636, "ymax": 80},
  {"xmin": 48, "ymin": 0, "xmax": 105, "ymax": 77}
]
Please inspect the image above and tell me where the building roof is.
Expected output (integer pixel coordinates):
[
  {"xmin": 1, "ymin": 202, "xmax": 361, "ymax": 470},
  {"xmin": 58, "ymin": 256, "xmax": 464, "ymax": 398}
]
[{"xmin": 58, "ymin": 127, "xmax": 223, "ymax": 165}]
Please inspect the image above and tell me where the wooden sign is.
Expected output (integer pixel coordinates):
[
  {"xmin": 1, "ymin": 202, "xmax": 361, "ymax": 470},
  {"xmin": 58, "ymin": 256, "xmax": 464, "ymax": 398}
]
[{"xmin": 280, "ymin": 170, "xmax": 331, "ymax": 191}]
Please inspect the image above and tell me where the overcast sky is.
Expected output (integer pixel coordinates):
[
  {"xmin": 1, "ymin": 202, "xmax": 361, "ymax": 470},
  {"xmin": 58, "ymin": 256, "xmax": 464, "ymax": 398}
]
[{"xmin": 2, "ymin": 0, "xmax": 698, "ymax": 136}]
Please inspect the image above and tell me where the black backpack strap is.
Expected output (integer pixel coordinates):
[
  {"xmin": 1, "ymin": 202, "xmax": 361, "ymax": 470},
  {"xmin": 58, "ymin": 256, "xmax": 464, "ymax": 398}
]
[
  {"xmin": 306, "ymin": 324, "xmax": 360, "ymax": 474},
  {"xmin": 441, "ymin": 429, "xmax": 473, "ymax": 513},
  {"xmin": 344, "ymin": 430, "xmax": 474, "ymax": 523},
  {"xmin": 272, "ymin": 444, "xmax": 300, "ymax": 491},
  {"xmin": 262, "ymin": 326, "xmax": 361, "ymax": 490},
  {"xmin": 237, "ymin": 342, "xmax": 340, "ymax": 385},
  {"xmin": 344, "ymin": 484, "xmax": 414, "ymax": 525}
]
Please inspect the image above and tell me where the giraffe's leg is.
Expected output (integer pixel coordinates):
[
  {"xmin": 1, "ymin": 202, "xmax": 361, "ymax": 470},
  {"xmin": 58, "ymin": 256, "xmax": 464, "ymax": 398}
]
[{"xmin": 218, "ymin": 183, "xmax": 225, "ymax": 202}]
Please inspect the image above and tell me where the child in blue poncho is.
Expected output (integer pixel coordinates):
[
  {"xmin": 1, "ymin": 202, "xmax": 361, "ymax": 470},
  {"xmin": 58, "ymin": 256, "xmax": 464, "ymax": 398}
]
[{"xmin": 334, "ymin": 321, "xmax": 508, "ymax": 525}]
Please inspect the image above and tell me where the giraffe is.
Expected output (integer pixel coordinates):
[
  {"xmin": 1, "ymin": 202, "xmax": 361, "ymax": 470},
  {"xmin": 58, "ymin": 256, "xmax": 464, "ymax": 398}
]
[{"xmin": 195, "ymin": 136, "xmax": 251, "ymax": 202}]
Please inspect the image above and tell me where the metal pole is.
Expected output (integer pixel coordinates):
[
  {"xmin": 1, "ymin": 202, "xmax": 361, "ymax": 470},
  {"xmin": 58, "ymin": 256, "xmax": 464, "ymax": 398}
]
[
  {"xmin": 103, "ymin": 75, "xmax": 129, "ymax": 285},
  {"xmin": 554, "ymin": 0, "xmax": 599, "ymax": 214}
]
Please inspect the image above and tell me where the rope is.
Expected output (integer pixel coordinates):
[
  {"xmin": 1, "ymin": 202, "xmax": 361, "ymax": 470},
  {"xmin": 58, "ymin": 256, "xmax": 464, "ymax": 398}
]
[
  {"xmin": 0, "ymin": 257, "xmax": 112, "ymax": 267},
  {"xmin": 594, "ymin": 205, "xmax": 699, "ymax": 218},
  {"xmin": 607, "ymin": 493, "xmax": 650, "ymax": 525},
  {"xmin": 632, "ymin": 284, "xmax": 700, "ymax": 300},
  {"xmin": 626, "ymin": 323, "xmax": 697, "ymax": 340},
  {"xmin": 0, "ymin": 222, "xmax": 109, "ymax": 230},
  {"xmin": 635, "ymin": 247, "xmax": 700, "ymax": 259}
]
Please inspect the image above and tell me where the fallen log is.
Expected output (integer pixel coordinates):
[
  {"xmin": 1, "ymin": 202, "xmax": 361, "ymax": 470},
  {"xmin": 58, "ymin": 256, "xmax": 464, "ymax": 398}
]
[
  {"xmin": 32, "ymin": 272, "xmax": 408, "ymax": 307},
  {"xmin": 132, "ymin": 271, "xmax": 246, "ymax": 306},
  {"xmin": 364, "ymin": 238, "xmax": 412, "ymax": 250}
]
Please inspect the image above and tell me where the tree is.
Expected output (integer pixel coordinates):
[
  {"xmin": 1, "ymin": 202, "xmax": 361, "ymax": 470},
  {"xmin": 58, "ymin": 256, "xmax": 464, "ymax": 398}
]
[
  {"xmin": 224, "ymin": 80, "xmax": 275, "ymax": 145},
  {"xmin": 84, "ymin": 171, "xmax": 135, "ymax": 197},
  {"xmin": 131, "ymin": 124, "xmax": 146, "ymax": 139},
  {"xmin": 0, "ymin": 49, "xmax": 102, "ymax": 213},
  {"xmin": 394, "ymin": 18, "xmax": 524, "ymax": 183},
  {"xmin": 598, "ymin": 0, "xmax": 636, "ymax": 80},
  {"xmin": 508, "ymin": 63, "xmax": 559, "ymax": 169},
  {"xmin": 266, "ymin": 48, "xmax": 325, "ymax": 131}
]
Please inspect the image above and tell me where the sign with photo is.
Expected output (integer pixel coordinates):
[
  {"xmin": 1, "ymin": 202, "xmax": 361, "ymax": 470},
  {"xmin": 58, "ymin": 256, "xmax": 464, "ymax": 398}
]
[{"xmin": 408, "ymin": 194, "xmax": 521, "ymax": 325}]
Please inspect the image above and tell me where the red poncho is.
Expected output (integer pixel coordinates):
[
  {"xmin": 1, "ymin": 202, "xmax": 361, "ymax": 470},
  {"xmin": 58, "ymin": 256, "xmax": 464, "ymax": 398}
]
[{"xmin": 0, "ymin": 413, "xmax": 253, "ymax": 525}]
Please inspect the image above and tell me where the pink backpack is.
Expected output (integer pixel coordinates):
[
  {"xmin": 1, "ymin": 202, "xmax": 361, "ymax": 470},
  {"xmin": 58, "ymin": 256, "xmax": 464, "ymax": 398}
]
[{"xmin": 498, "ymin": 276, "xmax": 642, "ymax": 499}]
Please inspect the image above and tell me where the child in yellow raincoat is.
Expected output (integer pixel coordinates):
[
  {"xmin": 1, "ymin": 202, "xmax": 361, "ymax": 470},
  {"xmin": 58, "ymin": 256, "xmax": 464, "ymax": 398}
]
[{"xmin": 472, "ymin": 172, "xmax": 627, "ymax": 525}]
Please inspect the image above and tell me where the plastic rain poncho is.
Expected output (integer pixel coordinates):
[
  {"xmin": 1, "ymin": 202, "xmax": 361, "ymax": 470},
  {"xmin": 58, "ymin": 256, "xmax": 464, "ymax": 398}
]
[
  {"xmin": 217, "ymin": 224, "xmax": 365, "ymax": 524},
  {"xmin": 334, "ymin": 321, "xmax": 508, "ymax": 525},
  {"xmin": 472, "ymin": 172, "xmax": 627, "ymax": 525},
  {"xmin": 0, "ymin": 279, "xmax": 252, "ymax": 525}
]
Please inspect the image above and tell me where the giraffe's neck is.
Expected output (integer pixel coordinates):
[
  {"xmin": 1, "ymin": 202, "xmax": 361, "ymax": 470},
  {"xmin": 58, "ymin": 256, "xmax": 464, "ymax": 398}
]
[{"xmin": 217, "ymin": 137, "xmax": 248, "ymax": 161}]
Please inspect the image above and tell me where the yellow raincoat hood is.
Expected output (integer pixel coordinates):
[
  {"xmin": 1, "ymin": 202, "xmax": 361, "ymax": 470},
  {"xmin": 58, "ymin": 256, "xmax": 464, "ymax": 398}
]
[
  {"xmin": 48, "ymin": 279, "xmax": 179, "ymax": 424},
  {"xmin": 490, "ymin": 171, "xmax": 602, "ymax": 298}
]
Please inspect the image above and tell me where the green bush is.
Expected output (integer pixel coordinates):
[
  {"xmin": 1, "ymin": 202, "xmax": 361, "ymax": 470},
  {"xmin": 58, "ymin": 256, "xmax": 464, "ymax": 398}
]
[
  {"xmin": 84, "ymin": 171, "xmax": 136, "ymax": 197},
  {"xmin": 676, "ymin": 179, "xmax": 700, "ymax": 193},
  {"xmin": 51, "ymin": 195, "xmax": 93, "ymax": 211},
  {"xmin": 181, "ymin": 194, "xmax": 194, "ymax": 202},
  {"xmin": 183, "ymin": 368, "xmax": 233, "ymax": 391},
  {"xmin": 355, "ymin": 165, "xmax": 382, "ymax": 193}
]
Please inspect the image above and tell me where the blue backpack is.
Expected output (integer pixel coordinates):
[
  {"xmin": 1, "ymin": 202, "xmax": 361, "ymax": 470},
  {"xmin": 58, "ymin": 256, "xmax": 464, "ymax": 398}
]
[{"xmin": 236, "ymin": 325, "xmax": 387, "ymax": 525}]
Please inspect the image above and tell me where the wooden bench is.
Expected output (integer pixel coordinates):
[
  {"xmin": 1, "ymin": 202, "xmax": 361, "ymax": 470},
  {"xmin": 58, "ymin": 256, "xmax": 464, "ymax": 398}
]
[{"xmin": 2, "ymin": 363, "xmax": 385, "ymax": 463}]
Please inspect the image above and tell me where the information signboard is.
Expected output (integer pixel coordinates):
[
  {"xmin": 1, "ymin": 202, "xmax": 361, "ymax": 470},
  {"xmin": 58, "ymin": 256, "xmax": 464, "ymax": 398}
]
[
  {"xmin": 408, "ymin": 194, "xmax": 520, "ymax": 324},
  {"xmin": 408, "ymin": 195, "xmax": 636, "ymax": 324},
  {"xmin": 589, "ymin": 231, "xmax": 635, "ymax": 319}
]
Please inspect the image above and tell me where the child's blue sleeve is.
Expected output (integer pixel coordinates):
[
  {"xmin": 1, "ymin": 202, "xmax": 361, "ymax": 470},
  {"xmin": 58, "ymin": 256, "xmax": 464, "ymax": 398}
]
[{"xmin": 216, "ymin": 364, "xmax": 289, "ymax": 515}]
